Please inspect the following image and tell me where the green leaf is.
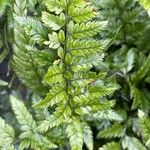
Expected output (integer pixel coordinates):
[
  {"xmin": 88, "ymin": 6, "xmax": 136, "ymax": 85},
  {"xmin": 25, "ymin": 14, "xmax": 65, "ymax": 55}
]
[
  {"xmin": 44, "ymin": 65, "xmax": 64, "ymax": 85},
  {"xmin": 122, "ymin": 49, "xmax": 135, "ymax": 74},
  {"xmin": 99, "ymin": 142, "xmax": 121, "ymax": 150},
  {"xmin": 93, "ymin": 110, "xmax": 123, "ymax": 121},
  {"xmin": 44, "ymin": 0, "xmax": 67, "ymax": 14},
  {"xmin": 38, "ymin": 105, "xmax": 72, "ymax": 132},
  {"xmin": 58, "ymin": 30, "xmax": 65, "ymax": 43},
  {"xmin": 0, "ymin": 80, "xmax": 8, "ymax": 86},
  {"xmin": 15, "ymin": 16, "xmax": 48, "ymax": 44},
  {"xmin": 67, "ymin": 119, "xmax": 83, "ymax": 150},
  {"xmin": 0, "ymin": 0, "xmax": 11, "ymax": 16},
  {"xmin": 33, "ymin": 84, "xmax": 67, "ymax": 109},
  {"xmin": 10, "ymin": 95, "xmax": 57, "ymax": 149},
  {"xmin": 97, "ymin": 123, "xmax": 125, "ymax": 138},
  {"xmin": 10, "ymin": 95, "xmax": 36, "ymax": 130},
  {"xmin": 0, "ymin": 117, "xmax": 15, "ymax": 149},
  {"xmin": 138, "ymin": 0, "xmax": 150, "ymax": 16},
  {"xmin": 71, "ymin": 54, "xmax": 104, "ymax": 72},
  {"xmin": 122, "ymin": 136, "xmax": 147, "ymax": 150},
  {"xmin": 69, "ymin": 21, "xmax": 107, "ymax": 39},
  {"xmin": 44, "ymin": 32, "xmax": 61, "ymax": 49},
  {"xmin": 69, "ymin": 5, "xmax": 95, "ymax": 23},
  {"xmin": 131, "ymin": 55, "xmax": 150, "ymax": 84},
  {"xmin": 139, "ymin": 114, "xmax": 150, "ymax": 148},
  {"xmin": 42, "ymin": 11, "xmax": 65, "ymax": 30},
  {"xmin": 131, "ymin": 86, "xmax": 150, "ymax": 111},
  {"xmin": 68, "ymin": 38, "xmax": 108, "ymax": 57},
  {"xmin": 83, "ymin": 123, "xmax": 93, "ymax": 150},
  {"xmin": 19, "ymin": 140, "xmax": 30, "ymax": 150}
]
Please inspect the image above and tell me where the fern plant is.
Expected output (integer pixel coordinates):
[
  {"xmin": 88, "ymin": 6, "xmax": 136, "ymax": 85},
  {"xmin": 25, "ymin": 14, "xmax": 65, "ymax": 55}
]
[
  {"xmin": 0, "ymin": 95, "xmax": 58, "ymax": 150},
  {"xmin": 32, "ymin": 0, "xmax": 118, "ymax": 149},
  {"xmin": 139, "ymin": 110, "xmax": 150, "ymax": 149},
  {"xmin": 1, "ymin": 0, "xmax": 150, "ymax": 149},
  {"xmin": 0, "ymin": 116, "xmax": 15, "ymax": 150},
  {"xmin": 92, "ymin": 0, "xmax": 150, "ymax": 115},
  {"xmin": 12, "ymin": 0, "xmax": 57, "ymax": 95},
  {"xmin": 90, "ymin": 0, "xmax": 150, "ymax": 149},
  {"xmin": 92, "ymin": 0, "xmax": 149, "ymax": 46}
]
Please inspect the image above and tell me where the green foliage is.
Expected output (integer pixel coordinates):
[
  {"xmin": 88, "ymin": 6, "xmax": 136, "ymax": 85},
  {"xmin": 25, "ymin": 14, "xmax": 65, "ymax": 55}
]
[
  {"xmin": 92, "ymin": 0, "xmax": 149, "ymax": 45},
  {"xmin": 138, "ymin": 0, "xmax": 150, "ymax": 15},
  {"xmin": 12, "ymin": 0, "xmax": 56, "ymax": 95},
  {"xmin": 139, "ymin": 111, "xmax": 150, "ymax": 148},
  {"xmin": 0, "ymin": 117, "xmax": 15, "ymax": 150},
  {"xmin": 91, "ymin": 0, "xmax": 150, "ymax": 149},
  {"xmin": 10, "ymin": 95, "xmax": 57, "ymax": 150},
  {"xmin": 98, "ymin": 123, "xmax": 124, "ymax": 138},
  {"xmin": 83, "ymin": 123, "xmax": 93, "ymax": 150},
  {"xmin": 122, "ymin": 136, "xmax": 146, "ymax": 150},
  {"xmin": 99, "ymin": 142, "xmax": 121, "ymax": 150},
  {"xmin": 0, "ymin": 0, "xmax": 12, "ymax": 16},
  {"xmin": 0, "ymin": 79, "xmax": 8, "ymax": 86},
  {"xmin": 33, "ymin": 0, "xmax": 118, "ymax": 149}
]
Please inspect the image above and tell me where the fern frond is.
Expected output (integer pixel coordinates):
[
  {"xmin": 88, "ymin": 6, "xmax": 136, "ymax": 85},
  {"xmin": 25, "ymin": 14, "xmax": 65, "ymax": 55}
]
[
  {"xmin": 10, "ymin": 95, "xmax": 36, "ymax": 130},
  {"xmin": 83, "ymin": 123, "xmax": 93, "ymax": 150},
  {"xmin": 93, "ymin": 0, "xmax": 148, "ymax": 45},
  {"xmin": 122, "ymin": 136, "xmax": 147, "ymax": 150},
  {"xmin": 69, "ymin": 5, "xmax": 95, "ymax": 23},
  {"xmin": 34, "ymin": 0, "xmax": 117, "ymax": 149},
  {"xmin": 37, "ymin": 105, "xmax": 72, "ymax": 132},
  {"xmin": 68, "ymin": 39, "xmax": 109, "ymax": 57},
  {"xmin": 131, "ymin": 86, "xmax": 150, "ymax": 111},
  {"xmin": 66, "ymin": 118, "xmax": 83, "ymax": 150},
  {"xmin": 14, "ymin": 0, "xmax": 27, "ymax": 16},
  {"xmin": 98, "ymin": 123, "xmax": 124, "ymax": 138},
  {"xmin": 34, "ymin": 84, "xmax": 67, "ymax": 109},
  {"xmin": 0, "ymin": 117, "xmax": 15, "ymax": 150},
  {"xmin": 44, "ymin": 32, "xmax": 61, "ymax": 49},
  {"xmin": 69, "ymin": 21, "xmax": 106, "ymax": 39},
  {"xmin": 131, "ymin": 55, "xmax": 150, "ymax": 85},
  {"xmin": 99, "ymin": 142, "xmax": 121, "ymax": 150},
  {"xmin": 93, "ymin": 110, "xmax": 123, "ymax": 122},
  {"xmin": 139, "ymin": 113, "xmax": 150, "ymax": 148},
  {"xmin": 10, "ymin": 95, "xmax": 57, "ymax": 150},
  {"xmin": 44, "ymin": 65, "xmax": 64, "ymax": 84},
  {"xmin": 15, "ymin": 16, "xmax": 48, "ymax": 44},
  {"xmin": 71, "ymin": 54, "xmax": 103, "ymax": 72},
  {"xmin": 13, "ymin": 0, "xmax": 52, "ymax": 94},
  {"xmin": 44, "ymin": 0, "xmax": 67, "ymax": 14},
  {"xmin": 42, "ymin": 11, "xmax": 65, "ymax": 30}
]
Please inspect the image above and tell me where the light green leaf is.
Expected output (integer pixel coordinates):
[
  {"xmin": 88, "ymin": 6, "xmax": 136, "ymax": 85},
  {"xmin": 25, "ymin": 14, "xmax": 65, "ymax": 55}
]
[
  {"xmin": 99, "ymin": 142, "xmax": 121, "ymax": 150},
  {"xmin": 98, "ymin": 123, "xmax": 125, "ymax": 138},
  {"xmin": 83, "ymin": 123, "xmax": 93, "ymax": 150},
  {"xmin": 67, "ymin": 119, "xmax": 83, "ymax": 150},
  {"xmin": 0, "ymin": 80, "xmax": 8, "ymax": 86},
  {"xmin": 33, "ymin": 85, "xmax": 67, "ymax": 109},
  {"xmin": 0, "ymin": 117, "xmax": 15, "ymax": 149},
  {"xmin": 122, "ymin": 136, "xmax": 147, "ymax": 150},
  {"xmin": 44, "ymin": 32, "xmax": 61, "ymax": 49},
  {"xmin": 42, "ymin": 11, "xmax": 65, "ymax": 30}
]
